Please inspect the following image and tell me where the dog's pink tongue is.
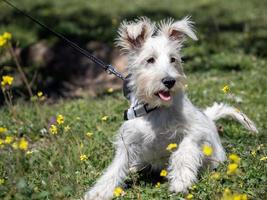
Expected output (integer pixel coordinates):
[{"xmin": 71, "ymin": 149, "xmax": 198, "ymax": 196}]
[{"xmin": 158, "ymin": 91, "xmax": 171, "ymax": 101}]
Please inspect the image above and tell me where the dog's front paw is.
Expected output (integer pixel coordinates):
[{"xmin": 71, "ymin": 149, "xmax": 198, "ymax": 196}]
[
  {"xmin": 169, "ymin": 180, "xmax": 188, "ymax": 194},
  {"xmin": 84, "ymin": 187, "xmax": 113, "ymax": 200}
]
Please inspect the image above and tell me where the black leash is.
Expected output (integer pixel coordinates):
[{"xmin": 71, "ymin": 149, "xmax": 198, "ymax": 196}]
[{"xmin": 2, "ymin": 0, "xmax": 125, "ymax": 80}]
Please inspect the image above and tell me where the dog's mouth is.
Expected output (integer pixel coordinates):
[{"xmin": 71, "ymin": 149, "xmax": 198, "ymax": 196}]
[{"xmin": 155, "ymin": 91, "xmax": 171, "ymax": 101}]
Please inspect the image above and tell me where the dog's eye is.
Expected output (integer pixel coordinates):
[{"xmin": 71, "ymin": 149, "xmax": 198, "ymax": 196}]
[
  {"xmin": 170, "ymin": 57, "xmax": 176, "ymax": 63},
  {"xmin": 147, "ymin": 57, "xmax": 155, "ymax": 64}
]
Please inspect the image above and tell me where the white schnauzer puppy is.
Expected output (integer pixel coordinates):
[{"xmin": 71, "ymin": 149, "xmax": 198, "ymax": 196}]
[{"xmin": 84, "ymin": 17, "xmax": 258, "ymax": 200}]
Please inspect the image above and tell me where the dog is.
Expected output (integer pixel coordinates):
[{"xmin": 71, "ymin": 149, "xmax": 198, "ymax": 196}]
[{"xmin": 84, "ymin": 16, "xmax": 258, "ymax": 200}]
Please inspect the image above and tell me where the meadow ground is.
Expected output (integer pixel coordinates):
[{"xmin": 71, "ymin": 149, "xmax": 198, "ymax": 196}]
[
  {"xmin": 0, "ymin": 66, "xmax": 266, "ymax": 199},
  {"xmin": 0, "ymin": 0, "xmax": 267, "ymax": 199}
]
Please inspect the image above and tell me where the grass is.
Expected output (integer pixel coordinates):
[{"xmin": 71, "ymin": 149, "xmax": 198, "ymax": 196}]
[
  {"xmin": 0, "ymin": 66, "xmax": 266, "ymax": 199},
  {"xmin": 0, "ymin": 0, "xmax": 267, "ymax": 199}
]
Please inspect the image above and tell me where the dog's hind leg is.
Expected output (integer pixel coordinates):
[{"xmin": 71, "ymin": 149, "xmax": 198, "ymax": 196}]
[
  {"xmin": 168, "ymin": 136, "xmax": 203, "ymax": 193},
  {"xmin": 84, "ymin": 146, "xmax": 130, "ymax": 200}
]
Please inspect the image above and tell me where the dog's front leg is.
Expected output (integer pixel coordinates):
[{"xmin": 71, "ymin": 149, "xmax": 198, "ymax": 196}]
[
  {"xmin": 168, "ymin": 136, "xmax": 203, "ymax": 193},
  {"xmin": 84, "ymin": 146, "xmax": 130, "ymax": 200}
]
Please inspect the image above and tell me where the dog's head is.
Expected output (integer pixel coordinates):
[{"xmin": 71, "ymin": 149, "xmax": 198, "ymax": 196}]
[{"xmin": 116, "ymin": 17, "xmax": 197, "ymax": 107}]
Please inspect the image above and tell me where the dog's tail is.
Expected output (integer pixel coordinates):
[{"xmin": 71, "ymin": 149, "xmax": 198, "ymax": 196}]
[{"xmin": 204, "ymin": 102, "xmax": 258, "ymax": 133}]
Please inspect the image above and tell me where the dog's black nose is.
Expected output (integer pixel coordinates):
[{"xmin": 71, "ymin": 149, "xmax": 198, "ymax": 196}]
[{"xmin": 162, "ymin": 77, "xmax": 176, "ymax": 89}]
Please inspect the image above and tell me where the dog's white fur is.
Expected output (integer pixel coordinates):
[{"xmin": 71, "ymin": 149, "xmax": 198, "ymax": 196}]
[{"xmin": 84, "ymin": 17, "xmax": 258, "ymax": 200}]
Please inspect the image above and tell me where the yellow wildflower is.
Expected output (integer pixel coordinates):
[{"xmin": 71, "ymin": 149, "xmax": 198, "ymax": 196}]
[
  {"xmin": 155, "ymin": 182, "xmax": 161, "ymax": 188},
  {"xmin": 227, "ymin": 163, "xmax": 238, "ymax": 175},
  {"xmin": 37, "ymin": 91, "xmax": 43, "ymax": 97},
  {"xmin": 0, "ymin": 36, "xmax": 7, "ymax": 47},
  {"xmin": 166, "ymin": 143, "xmax": 178, "ymax": 151},
  {"xmin": 160, "ymin": 169, "xmax": 168, "ymax": 177},
  {"xmin": 1, "ymin": 75, "xmax": 14, "ymax": 86},
  {"xmin": 113, "ymin": 187, "xmax": 124, "ymax": 197},
  {"xmin": 229, "ymin": 153, "xmax": 240, "ymax": 164},
  {"xmin": 0, "ymin": 178, "xmax": 4, "ymax": 185},
  {"xmin": 221, "ymin": 188, "xmax": 232, "ymax": 200},
  {"xmin": 251, "ymin": 150, "xmax": 256, "ymax": 157},
  {"xmin": 210, "ymin": 172, "xmax": 220, "ymax": 180},
  {"xmin": 12, "ymin": 142, "xmax": 18, "ymax": 149},
  {"xmin": 202, "ymin": 144, "xmax": 213, "ymax": 156},
  {"xmin": 222, "ymin": 85, "xmax": 230, "ymax": 94},
  {"xmin": 186, "ymin": 193, "xmax": 193, "ymax": 199},
  {"xmin": 107, "ymin": 88, "xmax": 114, "ymax": 93},
  {"xmin": 80, "ymin": 154, "xmax": 88, "ymax": 161},
  {"xmin": 56, "ymin": 114, "xmax": 64, "ymax": 125},
  {"xmin": 0, "ymin": 127, "xmax": 7, "ymax": 133},
  {"xmin": 19, "ymin": 138, "xmax": 28, "ymax": 150},
  {"xmin": 260, "ymin": 156, "xmax": 267, "ymax": 161},
  {"xmin": 101, "ymin": 116, "xmax": 108, "ymax": 121},
  {"xmin": 64, "ymin": 125, "xmax": 71, "ymax": 132},
  {"xmin": 241, "ymin": 194, "xmax": 248, "ymax": 200},
  {"xmin": 86, "ymin": 132, "xmax": 93, "ymax": 138},
  {"xmin": 190, "ymin": 185, "xmax": 197, "ymax": 190},
  {"xmin": 49, "ymin": 125, "xmax": 57, "ymax": 135},
  {"xmin": 4, "ymin": 136, "xmax": 13, "ymax": 144},
  {"xmin": 2, "ymin": 32, "xmax": 12, "ymax": 40},
  {"xmin": 0, "ymin": 139, "xmax": 4, "ymax": 145}
]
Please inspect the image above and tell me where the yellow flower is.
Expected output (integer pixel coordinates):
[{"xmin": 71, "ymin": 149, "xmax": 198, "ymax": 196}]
[
  {"xmin": 107, "ymin": 88, "xmax": 114, "ymax": 93},
  {"xmin": 0, "ymin": 178, "xmax": 4, "ymax": 185},
  {"xmin": 2, "ymin": 32, "xmax": 12, "ymax": 40},
  {"xmin": 227, "ymin": 163, "xmax": 238, "ymax": 175},
  {"xmin": 202, "ymin": 144, "xmax": 213, "ymax": 156},
  {"xmin": 80, "ymin": 154, "xmax": 88, "ymax": 161},
  {"xmin": 1, "ymin": 75, "xmax": 14, "ymax": 86},
  {"xmin": 190, "ymin": 185, "xmax": 197, "ymax": 190},
  {"xmin": 221, "ymin": 188, "xmax": 232, "ymax": 200},
  {"xmin": 86, "ymin": 132, "xmax": 93, "ymax": 138},
  {"xmin": 64, "ymin": 125, "xmax": 71, "ymax": 132},
  {"xmin": 56, "ymin": 114, "xmax": 64, "ymax": 125},
  {"xmin": 260, "ymin": 156, "xmax": 267, "ymax": 161},
  {"xmin": 0, "ymin": 127, "xmax": 7, "ymax": 133},
  {"xmin": 186, "ymin": 193, "xmax": 193, "ymax": 199},
  {"xmin": 101, "ymin": 116, "xmax": 108, "ymax": 121},
  {"xmin": 19, "ymin": 138, "xmax": 28, "ymax": 150},
  {"xmin": 241, "ymin": 194, "xmax": 248, "ymax": 200},
  {"xmin": 251, "ymin": 150, "xmax": 256, "ymax": 157},
  {"xmin": 210, "ymin": 172, "xmax": 220, "ymax": 180},
  {"xmin": 0, "ymin": 139, "xmax": 4, "ymax": 145},
  {"xmin": 160, "ymin": 169, "xmax": 168, "ymax": 177},
  {"xmin": 228, "ymin": 153, "xmax": 240, "ymax": 164},
  {"xmin": 232, "ymin": 194, "xmax": 243, "ymax": 200},
  {"xmin": 166, "ymin": 143, "xmax": 178, "ymax": 151},
  {"xmin": 37, "ymin": 91, "xmax": 43, "ymax": 97},
  {"xmin": 12, "ymin": 142, "xmax": 18, "ymax": 149},
  {"xmin": 222, "ymin": 85, "xmax": 230, "ymax": 94},
  {"xmin": 49, "ymin": 125, "xmax": 57, "ymax": 135},
  {"xmin": 113, "ymin": 187, "xmax": 124, "ymax": 197},
  {"xmin": 4, "ymin": 136, "xmax": 13, "ymax": 144},
  {"xmin": 0, "ymin": 36, "xmax": 7, "ymax": 47},
  {"xmin": 155, "ymin": 182, "xmax": 161, "ymax": 188}
]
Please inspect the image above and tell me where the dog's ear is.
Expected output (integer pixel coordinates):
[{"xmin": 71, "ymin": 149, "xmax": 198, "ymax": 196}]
[
  {"xmin": 116, "ymin": 17, "xmax": 155, "ymax": 53},
  {"xmin": 159, "ymin": 16, "xmax": 198, "ymax": 42}
]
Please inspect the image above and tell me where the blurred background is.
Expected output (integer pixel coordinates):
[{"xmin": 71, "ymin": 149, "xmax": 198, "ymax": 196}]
[{"xmin": 0, "ymin": 0, "xmax": 266, "ymax": 103}]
